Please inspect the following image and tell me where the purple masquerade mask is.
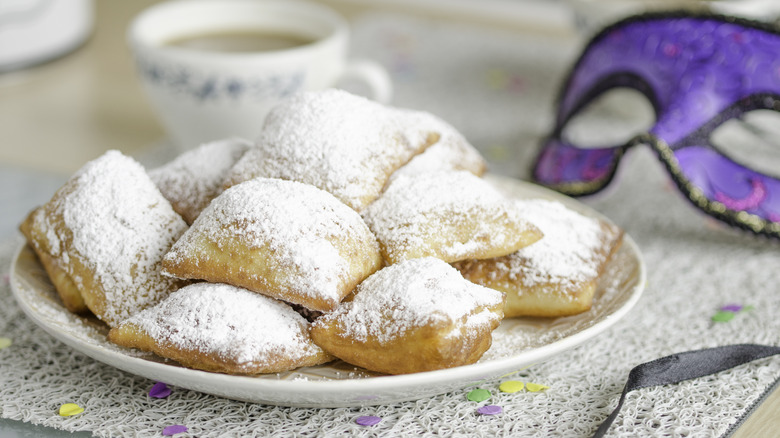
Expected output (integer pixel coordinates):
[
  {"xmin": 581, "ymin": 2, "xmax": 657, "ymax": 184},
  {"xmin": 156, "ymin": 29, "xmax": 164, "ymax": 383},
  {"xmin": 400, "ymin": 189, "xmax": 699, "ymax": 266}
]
[{"xmin": 533, "ymin": 12, "xmax": 780, "ymax": 238}]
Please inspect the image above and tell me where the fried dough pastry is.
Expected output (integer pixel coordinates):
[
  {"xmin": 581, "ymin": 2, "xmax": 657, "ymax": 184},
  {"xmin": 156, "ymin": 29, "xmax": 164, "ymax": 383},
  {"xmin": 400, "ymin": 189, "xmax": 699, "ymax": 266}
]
[
  {"xmin": 161, "ymin": 177, "xmax": 383, "ymax": 312},
  {"xmin": 20, "ymin": 209, "xmax": 88, "ymax": 314},
  {"xmin": 223, "ymin": 89, "xmax": 443, "ymax": 211},
  {"xmin": 309, "ymin": 257, "xmax": 505, "ymax": 375},
  {"xmin": 19, "ymin": 150, "xmax": 189, "ymax": 326},
  {"xmin": 454, "ymin": 199, "xmax": 623, "ymax": 318},
  {"xmin": 149, "ymin": 137, "xmax": 251, "ymax": 224},
  {"xmin": 387, "ymin": 116, "xmax": 486, "ymax": 183},
  {"xmin": 362, "ymin": 171, "xmax": 543, "ymax": 265},
  {"xmin": 108, "ymin": 283, "xmax": 333, "ymax": 374}
]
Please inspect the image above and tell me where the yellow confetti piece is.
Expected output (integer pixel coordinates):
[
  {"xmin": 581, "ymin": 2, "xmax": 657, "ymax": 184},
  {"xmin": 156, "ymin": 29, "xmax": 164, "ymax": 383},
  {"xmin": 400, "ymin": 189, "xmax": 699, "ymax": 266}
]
[
  {"xmin": 485, "ymin": 69, "xmax": 509, "ymax": 89},
  {"xmin": 499, "ymin": 380, "xmax": 525, "ymax": 393},
  {"xmin": 0, "ymin": 337, "xmax": 11, "ymax": 350},
  {"xmin": 58, "ymin": 403, "xmax": 84, "ymax": 417},
  {"xmin": 485, "ymin": 145, "xmax": 511, "ymax": 162},
  {"xmin": 525, "ymin": 383, "xmax": 549, "ymax": 392}
]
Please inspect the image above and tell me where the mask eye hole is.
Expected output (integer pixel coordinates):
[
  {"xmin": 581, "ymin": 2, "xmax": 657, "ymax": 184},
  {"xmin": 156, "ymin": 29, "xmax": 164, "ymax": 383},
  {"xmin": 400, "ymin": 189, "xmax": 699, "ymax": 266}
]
[
  {"xmin": 709, "ymin": 109, "xmax": 780, "ymax": 179},
  {"xmin": 561, "ymin": 87, "xmax": 655, "ymax": 149}
]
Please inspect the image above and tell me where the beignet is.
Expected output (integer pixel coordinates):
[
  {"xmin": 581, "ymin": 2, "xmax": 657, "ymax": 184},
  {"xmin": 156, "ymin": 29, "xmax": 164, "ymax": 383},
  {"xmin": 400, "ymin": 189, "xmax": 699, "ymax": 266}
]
[
  {"xmin": 108, "ymin": 283, "xmax": 333, "ymax": 374},
  {"xmin": 19, "ymin": 150, "xmax": 189, "ymax": 326},
  {"xmin": 387, "ymin": 116, "xmax": 486, "ymax": 183},
  {"xmin": 20, "ymin": 209, "xmax": 88, "ymax": 314},
  {"xmin": 161, "ymin": 177, "xmax": 383, "ymax": 312},
  {"xmin": 223, "ymin": 89, "xmax": 442, "ymax": 211},
  {"xmin": 454, "ymin": 199, "xmax": 623, "ymax": 317},
  {"xmin": 309, "ymin": 257, "xmax": 505, "ymax": 375},
  {"xmin": 362, "ymin": 171, "xmax": 543, "ymax": 265},
  {"xmin": 149, "ymin": 137, "xmax": 251, "ymax": 224}
]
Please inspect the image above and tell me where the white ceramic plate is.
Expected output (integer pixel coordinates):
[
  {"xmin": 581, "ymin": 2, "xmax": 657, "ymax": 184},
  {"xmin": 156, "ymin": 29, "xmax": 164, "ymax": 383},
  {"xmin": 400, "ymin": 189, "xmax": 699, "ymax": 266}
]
[{"xmin": 9, "ymin": 175, "xmax": 645, "ymax": 408}]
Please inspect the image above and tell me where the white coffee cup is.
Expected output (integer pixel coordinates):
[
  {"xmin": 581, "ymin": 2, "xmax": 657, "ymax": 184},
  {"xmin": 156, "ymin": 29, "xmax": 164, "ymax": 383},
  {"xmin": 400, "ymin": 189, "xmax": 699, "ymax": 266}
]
[{"xmin": 128, "ymin": 0, "xmax": 392, "ymax": 149}]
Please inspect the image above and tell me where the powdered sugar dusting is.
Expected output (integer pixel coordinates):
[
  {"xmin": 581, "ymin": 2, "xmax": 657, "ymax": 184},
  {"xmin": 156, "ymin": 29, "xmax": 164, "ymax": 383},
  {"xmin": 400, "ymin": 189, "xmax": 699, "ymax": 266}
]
[
  {"xmin": 55, "ymin": 150, "xmax": 187, "ymax": 325},
  {"xmin": 505, "ymin": 199, "xmax": 607, "ymax": 288},
  {"xmin": 363, "ymin": 171, "xmax": 530, "ymax": 262},
  {"xmin": 164, "ymin": 178, "xmax": 378, "ymax": 302},
  {"xmin": 225, "ymin": 89, "xmax": 438, "ymax": 211},
  {"xmin": 388, "ymin": 116, "xmax": 486, "ymax": 182},
  {"xmin": 149, "ymin": 138, "xmax": 251, "ymax": 224},
  {"xmin": 123, "ymin": 283, "xmax": 324, "ymax": 368},
  {"xmin": 324, "ymin": 258, "xmax": 504, "ymax": 344}
]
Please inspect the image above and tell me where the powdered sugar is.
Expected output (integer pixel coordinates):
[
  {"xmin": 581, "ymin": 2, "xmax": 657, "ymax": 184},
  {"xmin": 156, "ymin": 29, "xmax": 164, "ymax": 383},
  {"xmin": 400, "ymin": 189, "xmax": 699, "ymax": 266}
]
[
  {"xmin": 122, "ymin": 283, "xmax": 324, "ymax": 368},
  {"xmin": 503, "ymin": 199, "xmax": 608, "ymax": 288},
  {"xmin": 363, "ymin": 170, "xmax": 531, "ymax": 262},
  {"xmin": 149, "ymin": 138, "xmax": 251, "ymax": 224},
  {"xmin": 326, "ymin": 258, "xmax": 504, "ymax": 344},
  {"xmin": 164, "ymin": 177, "xmax": 378, "ymax": 303},
  {"xmin": 52, "ymin": 150, "xmax": 188, "ymax": 326},
  {"xmin": 224, "ymin": 89, "xmax": 439, "ymax": 211},
  {"xmin": 388, "ymin": 117, "xmax": 486, "ymax": 182}
]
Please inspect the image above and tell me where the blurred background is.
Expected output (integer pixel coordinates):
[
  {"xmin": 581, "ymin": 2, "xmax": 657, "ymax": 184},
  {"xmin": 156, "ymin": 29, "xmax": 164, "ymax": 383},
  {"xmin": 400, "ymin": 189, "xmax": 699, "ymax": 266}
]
[
  {"xmin": 4, "ymin": 0, "xmax": 778, "ymax": 239},
  {"xmin": 5, "ymin": 0, "xmax": 779, "ymax": 176},
  {"xmin": 2, "ymin": 1, "xmax": 780, "ymax": 436}
]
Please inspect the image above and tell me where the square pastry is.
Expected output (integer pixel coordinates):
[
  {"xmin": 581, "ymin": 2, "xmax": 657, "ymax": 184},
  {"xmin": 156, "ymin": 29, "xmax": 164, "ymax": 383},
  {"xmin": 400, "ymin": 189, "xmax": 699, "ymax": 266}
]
[
  {"xmin": 161, "ymin": 177, "xmax": 383, "ymax": 312},
  {"xmin": 108, "ymin": 282, "xmax": 333, "ymax": 374},
  {"xmin": 310, "ymin": 257, "xmax": 505, "ymax": 375},
  {"xmin": 362, "ymin": 171, "xmax": 542, "ymax": 265},
  {"xmin": 223, "ymin": 89, "xmax": 448, "ymax": 211},
  {"xmin": 149, "ymin": 137, "xmax": 251, "ymax": 224},
  {"xmin": 19, "ymin": 151, "xmax": 189, "ymax": 326},
  {"xmin": 454, "ymin": 199, "xmax": 623, "ymax": 317}
]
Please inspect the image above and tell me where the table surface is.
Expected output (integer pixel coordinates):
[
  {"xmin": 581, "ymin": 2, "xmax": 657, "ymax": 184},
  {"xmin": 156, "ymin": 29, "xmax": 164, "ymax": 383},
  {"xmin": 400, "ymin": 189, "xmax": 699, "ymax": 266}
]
[{"xmin": 1, "ymin": 1, "xmax": 778, "ymax": 437}]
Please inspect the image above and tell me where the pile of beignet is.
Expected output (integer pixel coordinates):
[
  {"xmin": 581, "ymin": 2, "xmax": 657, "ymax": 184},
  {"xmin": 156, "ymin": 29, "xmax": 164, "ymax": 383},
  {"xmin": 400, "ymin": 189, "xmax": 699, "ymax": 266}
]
[{"xmin": 20, "ymin": 89, "xmax": 622, "ymax": 376}]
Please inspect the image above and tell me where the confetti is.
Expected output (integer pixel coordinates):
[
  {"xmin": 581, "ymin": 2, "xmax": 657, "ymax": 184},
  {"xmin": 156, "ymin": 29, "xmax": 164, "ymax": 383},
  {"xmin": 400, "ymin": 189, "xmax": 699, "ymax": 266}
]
[
  {"xmin": 163, "ymin": 424, "xmax": 189, "ymax": 436},
  {"xmin": 712, "ymin": 311, "xmax": 736, "ymax": 323},
  {"xmin": 526, "ymin": 383, "xmax": 549, "ymax": 392},
  {"xmin": 162, "ymin": 425, "xmax": 188, "ymax": 436},
  {"xmin": 712, "ymin": 304, "xmax": 753, "ymax": 322},
  {"xmin": 477, "ymin": 405, "xmax": 503, "ymax": 416},
  {"xmin": 0, "ymin": 337, "xmax": 12, "ymax": 350},
  {"xmin": 467, "ymin": 388, "xmax": 491, "ymax": 402},
  {"xmin": 486, "ymin": 69, "xmax": 509, "ymax": 89},
  {"xmin": 485, "ymin": 145, "xmax": 511, "ymax": 162},
  {"xmin": 355, "ymin": 415, "xmax": 381, "ymax": 426},
  {"xmin": 499, "ymin": 380, "xmax": 524, "ymax": 393},
  {"xmin": 485, "ymin": 69, "xmax": 524, "ymax": 92},
  {"xmin": 58, "ymin": 403, "xmax": 84, "ymax": 417},
  {"xmin": 720, "ymin": 304, "xmax": 743, "ymax": 312},
  {"xmin": 149, "ymin": 382, "xmax": 172, "ymax": 399}
]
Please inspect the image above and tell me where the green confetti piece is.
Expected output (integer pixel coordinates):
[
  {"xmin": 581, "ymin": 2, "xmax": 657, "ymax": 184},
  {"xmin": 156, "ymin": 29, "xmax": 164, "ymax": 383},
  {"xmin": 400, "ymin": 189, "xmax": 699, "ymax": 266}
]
[
  {"xmin": 499, "ymin": 380, "xmax": 524, "ymax": 393},
  {"xmin": 712, "ymin": 311, "xmax": 736, "ymax": 322},
  {"xmin": 467, "ymin": 388, "xmax": 491, "ymax": 402},
  {"xmin": 0, "ymin": 337, "xmax": 11, "ymax": 350}
]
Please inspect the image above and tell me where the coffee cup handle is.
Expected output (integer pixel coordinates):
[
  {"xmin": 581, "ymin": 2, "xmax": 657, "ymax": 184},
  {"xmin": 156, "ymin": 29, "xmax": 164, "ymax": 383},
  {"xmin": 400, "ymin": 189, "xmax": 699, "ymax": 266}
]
[{"xmin": 340, "ymin": 59, "xmax": 393, "ymax": 104}]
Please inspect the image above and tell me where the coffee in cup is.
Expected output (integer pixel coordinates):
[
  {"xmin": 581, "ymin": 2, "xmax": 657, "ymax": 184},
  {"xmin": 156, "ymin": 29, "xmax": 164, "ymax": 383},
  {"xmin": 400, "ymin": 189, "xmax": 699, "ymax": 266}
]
[{"xmin": 128, "ymin": 0, "xmax": 392, "ymax": 149}]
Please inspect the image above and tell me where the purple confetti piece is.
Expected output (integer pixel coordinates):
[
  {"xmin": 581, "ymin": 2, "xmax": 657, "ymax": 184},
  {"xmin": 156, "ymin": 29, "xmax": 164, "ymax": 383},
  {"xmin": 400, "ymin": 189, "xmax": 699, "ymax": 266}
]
[
  {"xmin": 149, "ymin": 382, "xmax": 172, "ymax": 399},
  {"xmin": 477, "ymin": 405, "xmax": 503, "ymax": 416},
  {"xmin": 355, "ymin": 415, "xmax": 381, "ymax": 426},
  {"xmin": 162, "ymin": 425, "xmax": 188, "ymax": 436},
  {"xmin": 719, "ymin": 304, "xmax": 743, "ymax": 313}
]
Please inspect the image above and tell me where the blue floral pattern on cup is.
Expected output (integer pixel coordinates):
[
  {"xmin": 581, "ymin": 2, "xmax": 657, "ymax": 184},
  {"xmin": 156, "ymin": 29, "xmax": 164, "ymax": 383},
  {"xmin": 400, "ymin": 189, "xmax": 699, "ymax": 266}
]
[{"xmin": 136, "ymin": 57, "xmax": 306, "ymax": 102}]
